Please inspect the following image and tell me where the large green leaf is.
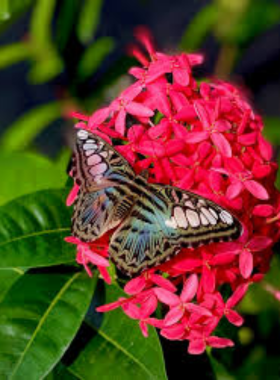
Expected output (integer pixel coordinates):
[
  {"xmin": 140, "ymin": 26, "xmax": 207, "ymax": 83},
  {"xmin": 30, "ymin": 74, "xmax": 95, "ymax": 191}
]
[
  {"xmin": 0, "ymin": 102, "xmax": 62, "ymax": 151},
  {"xmin": 0, "ymin": 268, "xmax": 24, "ymax": 303},
  {"xmin": 77, "ymin": 0, "xmax": 103, "ymax": 44},
  {"xmin": 0, "ymin": 271, "xmax": 97, "ymax": 379},
  {"xmin": 65, "ymin": 284, "xmax": 167, "ymax": 380},
  {"xmin": 0, "ymin": 152, "xmax": 67, "ymax": 205},
  {"xmin": 0, "ymin": 189, "xmax": 75, "ymax": 269}
]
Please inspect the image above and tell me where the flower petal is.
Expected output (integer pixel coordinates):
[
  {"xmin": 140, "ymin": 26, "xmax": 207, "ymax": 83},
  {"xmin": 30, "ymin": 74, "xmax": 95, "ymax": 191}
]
[
  {"xmin": 226, "ymin": 310, "xmax": 244, "ymax": 326},
  {"xmin": 211, "ymin": 132, "xmax": 232, "ymax": 157},
  {"xmin": 164, "ymin": 306, "xmax": 185, "ymax": 326},
  {"xmin": 124, "ymin": 276, "xmax": 147, "ymax": 295},
  {"xmin": 239, "ymin": 249, "xmax": 253, "ymax": 279},
  {"xmin": 126, "ymin": 101, "xmax": 154, "ymax": 117},
  {"xmin": 207, "ymin": 336, "xmax": 234, "ymax": 349},
  {"xmin": 244, "ymin": 180, "xmax": 269, "ymax": 200},
  {"xmin": 188, "ymin": 339, "xmax": 206, "ymax": 355},
  {"xmin": 181, "ymin": 274, "xmax": 199, "ymax": 302},
  {"xmin": 154, "ymin": 288, "xmax": 180, "ymax": 306}
]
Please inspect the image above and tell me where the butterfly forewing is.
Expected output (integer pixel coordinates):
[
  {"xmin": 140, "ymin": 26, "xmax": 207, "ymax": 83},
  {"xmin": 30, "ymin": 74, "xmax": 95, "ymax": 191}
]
[
  {"xmin": 72, "ymin": 129, "xmax": 135, "ymax": 190},
  {"xmin": 71, "ymin": 130, "xmax": 136, "ymax": 242}
]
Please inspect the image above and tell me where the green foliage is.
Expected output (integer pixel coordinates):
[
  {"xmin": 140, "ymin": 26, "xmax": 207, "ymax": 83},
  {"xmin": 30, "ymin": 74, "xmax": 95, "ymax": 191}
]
[
  {"xmin": 0, "ymin": 271, "xmax": 97, "ymax": 379},
  {"xmin": 0, "ymin": 268, "xmax": 24, "ymax": 303},
  {"xmin": 0, "ymin": 189, "xmax": 75, "ymax": 269},
  {"xmin": 0, "ymin": 102, "xmax": 63, "ymax": 151},
  {"xmin": 0, "ymin": 0, "xmax": 34, "ymax": 29},
  {"xmin": 77, "ymin": 37, "xmax": 115, "ymax": 81},
  {"xmin": 0, "ymin": 152, "xmax": 67, "ymax": 205},
  {"xmin": 180, "ymin": 4, "xmax": 218, "ymax": 51},
  {"xmin": 77, "ymin": 0, "xmax": 104, "ymax": 44},
  {"xmin": 68, "ymin": 284, "xmax": 167, "ymax": 380},
  {"xmin": 0, "ymin": 42, "xmax": 31, "ymax": 69},
  {"xmin": 0, "ymin": 0, "xmax": 9, "ymax": 20},
  {"xmin": 52, "ymin": 284, "xmax": 167, "ymax": 380}
]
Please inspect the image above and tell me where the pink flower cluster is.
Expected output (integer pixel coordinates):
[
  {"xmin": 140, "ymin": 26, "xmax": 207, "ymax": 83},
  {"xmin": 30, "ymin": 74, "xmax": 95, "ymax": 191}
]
[{"xmin": 66, "ymin": 28, "xmax": 280, "ymax": 354}]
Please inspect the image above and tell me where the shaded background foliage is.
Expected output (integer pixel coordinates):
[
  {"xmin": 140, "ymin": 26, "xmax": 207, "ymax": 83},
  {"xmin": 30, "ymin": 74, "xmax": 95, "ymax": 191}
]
[{"xmin": 0, "ymin": 0, "xmax": 280, "ymax": 379}]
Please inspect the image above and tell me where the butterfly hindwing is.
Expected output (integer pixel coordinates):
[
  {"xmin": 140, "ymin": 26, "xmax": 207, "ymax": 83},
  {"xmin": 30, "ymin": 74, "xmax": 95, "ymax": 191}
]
[
  {"xmin": 110, "ymin": 184, "xmax": 241, "ymax": 276},
  {"xmin": 72, "ymin": 187, "xmax": 134, "ymax": 242},
  {"xmin": 109, "ymin": 192, "xmax": 181, "ymax": 275}
]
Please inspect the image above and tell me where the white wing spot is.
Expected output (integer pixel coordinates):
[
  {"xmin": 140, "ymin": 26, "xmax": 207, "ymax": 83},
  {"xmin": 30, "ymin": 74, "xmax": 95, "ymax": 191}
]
[
  {"xmin": 182, "ymin": 193, "xmax": 190, "ymax": 200},
  {"xmin": 100, "ymin": 151, "xmax": 108, "ymax": 158},
  {"xmin": 85, "ymin": 149, "xmax": 96, "ymax": 157},
  {"xmin": 77, "ymin": 129, "xmax": 89, "ymax": 140},
  {"xmin": 174, "ymin": 207, "xmax": 188, "ymax": 228},
  {"xmin": 198, "ymin": 199, "xmax": 206, "ymax": 206},
  {"xmin": 86, "ymin": 139, "xmax": 96, "ymax": 144},
  {"xmin": 201, "ymin": 207, "xmax": 217, "ymax": 225},
  {"xmin": 209, "ymin": 208, "xmax": 218, "ymax": 219},
  {"xmin": 90, "ymin": 163, "xmax": 107, "ymax": 176},
  {"xmin": 186, "ymin": 209, "xmax": 200, "ymax": 228},
  {"xmin": 220, "ymin": 210, "xmax": 234, "ymax": 225},
  {"xmin": 171, "ymin": 189, "xmax": 179, "ymax": 203},
  {"xmin": 165, "ymin": 217, "xmax": 178, "ymax": 229},
  {"xmin": 87, "ymin": 154, "xmax": 102, "ymax": 166},
  {"xmin": 200, "ymin": 213, "xmax": 209, "ymax": 226},
  {"xmin": 84, "ymin": 143, "xmax": 98, "ymax": 150},
  {"xmin": 185, "ymin": 200, "xmax": 195, "ymax": 209}
]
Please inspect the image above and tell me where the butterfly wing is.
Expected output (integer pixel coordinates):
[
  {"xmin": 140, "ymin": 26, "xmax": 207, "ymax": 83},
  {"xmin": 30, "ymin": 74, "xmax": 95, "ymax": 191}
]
[
  {"xmin": 72, "ymin": 129, "xmax": 135, "ymax": 190},
  {"xmin": 71, "ymin": 129, "xmax": 136, "ymax": 242},
  {"xmin": 110, "ymin": 184, "xmax": 242, "ymax": 276}
]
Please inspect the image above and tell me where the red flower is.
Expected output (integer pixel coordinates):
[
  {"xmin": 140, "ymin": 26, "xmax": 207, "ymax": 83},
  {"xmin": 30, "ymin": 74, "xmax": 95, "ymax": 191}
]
[{"xmin": 66, "ymin": 29, "xmax": 280, "ymax": 354}]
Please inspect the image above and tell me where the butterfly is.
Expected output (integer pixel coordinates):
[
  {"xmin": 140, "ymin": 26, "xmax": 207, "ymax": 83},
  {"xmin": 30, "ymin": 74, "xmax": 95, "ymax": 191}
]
[{"xmin": 70, "ymin": 129, "xmax": 242, "ymax": 276}]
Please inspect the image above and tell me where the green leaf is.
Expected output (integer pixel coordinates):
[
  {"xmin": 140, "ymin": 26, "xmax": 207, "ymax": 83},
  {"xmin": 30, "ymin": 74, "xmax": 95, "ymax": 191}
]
[
  {"xmin": 0, "ymin": 102, "xmax": 62, "ymax": 151},
  {"xmin": 29, "ymin": 0, "xmax": 63, "ymax": 83},
  {"xmin": 56, "ymin": 0, "xmax": 80, "ymax": 51},
  {"xmin": 209, "ymin": 353, "xmax": 234, "ymax": 380},
  {"xmin": 77, "ymin": 0, "xmax": 103, "ymax": 44},
  {"xmin": 0, "ymin": 189, "xmax": 75, "ymax": 269},
  {"xmin": 0, "ymin": 152, "xmax": 67, "ymax": 205},
  {"xmin": 0, "ymin": 42, "xmax": 31, "ymax": 69},
  {"xmin": 0, "ymin": 271, "xmax": 97, "ymax": 379},
  {"xmin": 180, "ymin": 4, "xmax": 218, "ymax": 51},
  {"xmin": 0, "ymin": 0, "xmax": 33, "ymax": 29},
  {"xmin": 0, "ymin": 0, "xmax": 9, "ymax": 21},
  {"xmin": 0, "ymin": 268, "xmax": 24, "ymax": 303},
  {"xmin": 77, "ymin": 37, "xmax": 114, "ymax": 80},
  {"xmin": 30, "ymin": 0, "xmax": 56, "ymax": 46},
  {"xmin": 66, "ymin": 284, "xmax": 167, "ymax": 380},
  {"xmin": 263, "ymin": 117, "xmax": 280, "ymax": 145}
]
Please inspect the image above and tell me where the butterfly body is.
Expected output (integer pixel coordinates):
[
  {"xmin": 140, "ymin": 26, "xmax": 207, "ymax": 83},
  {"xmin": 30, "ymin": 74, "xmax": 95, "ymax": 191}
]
[{"xmin": 71, "ymin": 129, "xmax": 242, "ymax": 276}]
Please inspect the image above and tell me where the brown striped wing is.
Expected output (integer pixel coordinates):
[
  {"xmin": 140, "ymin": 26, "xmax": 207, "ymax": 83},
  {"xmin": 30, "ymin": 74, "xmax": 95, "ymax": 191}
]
[{"xmin": 109, "ymin": 184, "xmax": 242, "ymax": 276}]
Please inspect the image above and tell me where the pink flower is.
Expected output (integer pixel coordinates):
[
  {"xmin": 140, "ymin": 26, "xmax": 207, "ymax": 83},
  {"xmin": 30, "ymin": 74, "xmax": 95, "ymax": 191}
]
[
  {"xmin": 65, "ymin": 236, "xmax": 111, "ymax": 284},
  {"xmin": 66, "ymin": 28, "xmax": 280, "ymax": 355},
  {"xmin": 155, "ymin": 274, "xmax": 211, "ymax": 326},
  {"xmin": 215, "ymin": 157, "xmax": 269, "ymax": 200}
]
